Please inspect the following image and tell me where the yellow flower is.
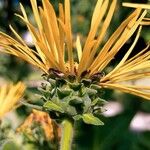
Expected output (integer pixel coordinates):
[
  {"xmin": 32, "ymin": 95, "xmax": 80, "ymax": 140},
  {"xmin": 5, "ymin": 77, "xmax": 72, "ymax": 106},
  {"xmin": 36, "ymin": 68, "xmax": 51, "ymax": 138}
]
[
  {"xmin": 0, "ymin": 0, "xmax": 150, "ymax": 100},
  {"xmin": 0, "ymin": 82, "xmax": 26, "ymax": 118}
]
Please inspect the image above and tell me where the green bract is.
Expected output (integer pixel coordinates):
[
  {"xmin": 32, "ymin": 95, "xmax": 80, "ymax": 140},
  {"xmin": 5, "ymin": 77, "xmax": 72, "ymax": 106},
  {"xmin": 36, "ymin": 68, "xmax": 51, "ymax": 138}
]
[{"xmin": 40, "ymin": 69, "xmax": 106, "ymax": 126}]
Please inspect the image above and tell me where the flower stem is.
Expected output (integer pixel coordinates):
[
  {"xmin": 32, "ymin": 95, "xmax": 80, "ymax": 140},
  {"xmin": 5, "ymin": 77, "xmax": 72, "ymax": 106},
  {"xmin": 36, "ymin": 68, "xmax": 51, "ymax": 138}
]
[{"xmin": 60, "ymin": 119, "xmax": 73, "ymax": 150}]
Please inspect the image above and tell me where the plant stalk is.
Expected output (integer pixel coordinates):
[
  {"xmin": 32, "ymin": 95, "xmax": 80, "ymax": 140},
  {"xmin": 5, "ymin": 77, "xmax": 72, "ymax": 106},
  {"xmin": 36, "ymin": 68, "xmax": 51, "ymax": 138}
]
[{"xmin": 60, "ymin": 120, "xmax": 73, "ymax": 150}]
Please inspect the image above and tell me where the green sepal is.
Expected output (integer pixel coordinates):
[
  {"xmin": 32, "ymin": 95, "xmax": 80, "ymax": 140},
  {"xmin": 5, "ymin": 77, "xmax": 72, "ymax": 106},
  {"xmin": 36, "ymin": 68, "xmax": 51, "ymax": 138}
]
[
  {"xmin": 91, "ymin": 98, "xmax": 107, "ymax": 106},
  {"xmin": 56, "ymin": 78, "xmax": 66, "ymax": 87},
  {"xmin": 90, "ymin": 84, "xmax": 101, "ymax": 90},
  {"xmin": 43, "ymin": 101, "xmax": 64, "ymax": 113},
  {"xmin": 81, "ymin": 79, "xmax": 91, "ymax": 86},
  {"xmin": 65, "ymin": 106, "xmax": 77, "ymax": 116},
  {"xmin": 57, "ymin": 88, "xmax": 72, "ymax": 99},
  {"xmin": 82, "ymin": 94, "xmax": 91, "ymax": 112},
  {"xmin": 91, "ymin": 98, "xmax": 99, "ymax": 106},
  {"xmin": 40, "ymin": 74, "xmax": 106, "ymax": 124},
  {"xmin": 48, "ymin": 78, "xmax": 56, "ymax": 87},
  {"xmin": 69, "ymin": 96, "xmax": 83, "ymax": 106},
  {"xmin": 86, "ymin": 88, "xmax": 97, "ymax": 96},
  {"xmin": 68, "ymin": 82, "xmax": 82, "ymax": 91},
  {"xmin": 38, "ymin": 86, "xmax": 50, "ymax": 93},
  {"xmin": 82, "ymin": 113, "xmax": 104, "ymax": 126},
  {"xmin": 38, "ymin": 87, "xmax": 50, "ymax": 98},
  {"xmin": 38, "ymin": 82, "xmax": 52, "ymax": 98}
]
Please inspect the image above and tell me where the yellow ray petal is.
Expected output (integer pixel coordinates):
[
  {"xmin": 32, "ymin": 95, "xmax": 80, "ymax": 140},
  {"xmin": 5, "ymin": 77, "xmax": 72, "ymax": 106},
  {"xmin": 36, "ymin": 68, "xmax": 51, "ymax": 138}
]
[
  {"xmin": 0, "ymin": 82, "xmax": 26, "ymax": 118},
  {"xmin": 99, "ymin": 10, "xmax": 145, "ymax": 70},
  {"xmin": 88, "ymin": 8, "xmax": 141, "ymax": 74},
  {"xmin": 59, "ymin": 3, "xmax": 65, "ymax": 61},
  {"xmin": 18, "ymin": 4, "xmax": 61, "ymax": 71},
  {"xmin": 9, "ymin": 25, "xmax": 27, "ymax": 46},
  {"xmin": 100, "ymin": 83, "xmax": 150, "ymax": 100},
  {"xmin": 105, "ymin": 46, "xmax": 150, "ymax": 82},
  {"xmin": 102, "ymin": 26, "xmax": 142, "ymax": 81},
  {"xmin": 124, "ymin": 45, "xmax": 150, "ymax": 65},
  {"xmin": 91, "ymin": 0, "xmax": 103, "ymax": 28},
  {"xmin": 38, "ymin": 8, "xmax": 59, "ymax": 62},
  {"xmin": 78, "ymin": 0, "xmax": 109, "ymax": 75},
  {"xmin": 0, "ymin": 34, "xmax": 48, "ymax": 73},
  {"xmin": 18, "ymin": 6, "xmax": 49, "ymax": 65},
  {"xmin": 123, "ymin": 3, "xmax": 150, "ymax": 9},
  {"xmin": 65, "ymin": 0, "xmax": 74, "ymax": 73},
  {"xmin": 76, "ymin": 35, "xmax": 82, "ymax": 62},
  {"xmin": 42, "ymin": 0, "xmax": 65, "ymax": 69},
  {"xmin": 104, "ymin": 72, "xmax": 150, "ymax": 83},
  {"xmin": 30, "ymin": 0, "xmax": 42, "ymax": 30},
  {"xmin": 90, "ymin": 9, "xmax": 146, "ymax": 75},
  {"xmin": 87, "ymin": 0, "xmax": 117, "ymax": 69}
]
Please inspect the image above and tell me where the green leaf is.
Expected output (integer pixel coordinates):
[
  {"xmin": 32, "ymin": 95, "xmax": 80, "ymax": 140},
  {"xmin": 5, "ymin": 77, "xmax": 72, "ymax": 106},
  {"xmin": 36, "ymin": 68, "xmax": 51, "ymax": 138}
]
[
  {"xmin": 43, "ymin": 101, "xmax": 64, "ymax": 113},
  {"xmin": 82, "ymin": 113, "xmax": 104, "ymax": 126}
]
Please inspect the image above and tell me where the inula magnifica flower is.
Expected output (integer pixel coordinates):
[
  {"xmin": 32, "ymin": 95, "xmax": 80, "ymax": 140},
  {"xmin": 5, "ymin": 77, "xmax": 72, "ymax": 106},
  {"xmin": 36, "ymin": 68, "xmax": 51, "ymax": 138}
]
[{"xmin": 0, "ymin": 0, "xmax": 150, "ymax": 101}]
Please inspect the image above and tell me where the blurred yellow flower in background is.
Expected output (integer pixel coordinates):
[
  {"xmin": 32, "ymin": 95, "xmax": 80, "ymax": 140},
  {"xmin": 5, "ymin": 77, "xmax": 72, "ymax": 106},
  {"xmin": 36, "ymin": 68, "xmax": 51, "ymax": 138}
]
[
  {"xmin": 0, "ymin": 82, "xmax": 25, "ymax": 118},
  {"xmin": 0, "ymin": 0, "xmax": 150, "ymax": 100}
]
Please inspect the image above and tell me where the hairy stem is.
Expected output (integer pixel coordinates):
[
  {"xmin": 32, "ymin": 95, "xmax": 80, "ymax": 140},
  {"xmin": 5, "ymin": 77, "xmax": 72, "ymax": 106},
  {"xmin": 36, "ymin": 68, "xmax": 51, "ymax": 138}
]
[{"xmin": 60, "ymin": 120, "xmax": 73, "ymax": 150}]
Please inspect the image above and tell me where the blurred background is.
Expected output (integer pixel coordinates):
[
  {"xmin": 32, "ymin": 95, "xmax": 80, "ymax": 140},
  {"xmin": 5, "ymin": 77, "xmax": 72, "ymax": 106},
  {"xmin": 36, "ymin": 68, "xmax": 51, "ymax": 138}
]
[{"xmin": 0, "ymin": 0, "xmax": 150, "ymax": 150}]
